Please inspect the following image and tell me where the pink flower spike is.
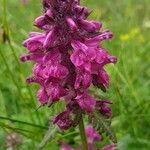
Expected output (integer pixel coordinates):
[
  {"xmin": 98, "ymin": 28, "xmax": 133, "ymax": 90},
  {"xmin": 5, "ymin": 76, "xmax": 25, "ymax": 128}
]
[{"xmin": 21, "ymin": 0, "xmax": 117, "ymax": 133}]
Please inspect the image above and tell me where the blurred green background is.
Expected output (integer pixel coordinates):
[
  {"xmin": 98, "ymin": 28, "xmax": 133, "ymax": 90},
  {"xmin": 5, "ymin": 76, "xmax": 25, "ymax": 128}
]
[{"xmin": 0, "ymin": 0, "xmax": 150, "ymax": 149}]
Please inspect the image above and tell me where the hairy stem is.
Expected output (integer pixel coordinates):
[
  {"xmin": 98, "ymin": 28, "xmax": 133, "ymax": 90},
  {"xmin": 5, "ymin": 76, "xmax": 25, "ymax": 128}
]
[{"xmin": 79, "ymin": 115, "xmax": 88, "ymax": 150}]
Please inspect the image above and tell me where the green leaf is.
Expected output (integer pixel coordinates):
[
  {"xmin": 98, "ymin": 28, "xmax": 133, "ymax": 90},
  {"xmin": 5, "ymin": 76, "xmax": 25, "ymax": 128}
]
[
  {"xmin": 38, "ymin": 125, "xmax": 57, "ymax": 150},
  {"xmin": 92, "ymin": 111, "xmax": 117, "ymax": 143}
]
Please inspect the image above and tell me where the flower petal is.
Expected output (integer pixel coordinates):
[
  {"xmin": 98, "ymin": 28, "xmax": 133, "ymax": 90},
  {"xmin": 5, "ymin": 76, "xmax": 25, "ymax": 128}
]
[
  {"xmin": 75, "ymin": 70, "xmax": 92, "ymax": 89},
  {"xmin": 37, "ymin": 87, "xmax": 48, "ymax": 104},
  {"xmin": 66, "ymin": 17, "xmax": 77, "ymax": 31},
  {"xmin": 76, "ymin": 93, "xmax": 96, "ymax": 112},
  {"xmin": 46, "ymin": 82, "xmax": 67, "ymax": 101},
  {"xmin": 43, "ymin": 29, "xmax": 56, "ymax": 49},
  {"xmin": 71, "ymin": 40, "xmax": 88, "ymax": 53},
  {"xmin": 53, "ymin": 111, "xmax": 72, "ymax": 130}
]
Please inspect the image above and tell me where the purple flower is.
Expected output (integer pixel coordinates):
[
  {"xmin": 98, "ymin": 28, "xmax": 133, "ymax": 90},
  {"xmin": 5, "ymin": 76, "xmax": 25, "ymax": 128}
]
[
  {"xmin": 85, "ymin": 125, "xmax": 101, "ymax": 150},
  {"xmin": 96, "ymin": 100, "xmax": 112, "ymax": 118},
  {"xmin": 22, "ymin": 33, "xmax": 45, "ymax": 52},
  {"xmin": 53, "ymin": 110, "xmax": 73, "ymax": 130},
  {"xmin": 60, "ymin": 125, "xmax": 102, "ymax": 150},
  {"xmin": 60, "ymin": 143, "xmax": 73, "ymax": 150},
  {"xmin": 78, "ymin": 19, "xmax": 102, "ymax": 32},
  {"xmin": 21, "ymin": 0, "xmax": 117, "ymax": 130},
  {"xmin": 74, "ymin": 69, "xmax": 92, "ymax": 89},
  {"xmin": 92, "ymin": 69, "xmax": 110, "ymax": 92},
  {"xmin": 102, "ymin": 144, "xmax": 117, "ymax": 150},
  {"xmin": 66, "ymin": 17, "xmax": 78, "ymax": 31},
  {"xmin": 37, "ymin": 87, "xmax": 49, "ymax": 104},
  {"xmin": 75, "ymin": 93, "xmax": 96, "ymax": 113}
]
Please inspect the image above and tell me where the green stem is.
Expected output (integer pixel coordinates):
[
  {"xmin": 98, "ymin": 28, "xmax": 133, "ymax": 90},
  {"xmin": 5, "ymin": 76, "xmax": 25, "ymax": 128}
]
[{"xmin": 79, "ymin": 115, "xmax": 88, "ymax": 150}]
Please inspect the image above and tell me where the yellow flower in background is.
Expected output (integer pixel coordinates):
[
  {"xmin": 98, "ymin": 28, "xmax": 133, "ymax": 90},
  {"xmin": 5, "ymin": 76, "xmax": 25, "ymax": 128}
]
[
  {"xmin": 120, "ymin": 27, "xmax": 145, "ymax": 43},
  {"xmin": 120, "ymin": 34, "xmax": 130, "ymax": 41}
]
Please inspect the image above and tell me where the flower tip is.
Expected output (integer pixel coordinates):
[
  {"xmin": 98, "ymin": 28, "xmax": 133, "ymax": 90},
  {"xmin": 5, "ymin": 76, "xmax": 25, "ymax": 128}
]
[
  {"xmin": 34, "ymin": 16, "xmax": 45, "ymax": 28},
  {"xmin": 109, "ymin": 56, "xmax": 117, "ymax": 64},
  {"xmin": 26, "ymin": 77, "xmax": 35, "ymax": 84},
  {"xmin": 109, "ymin": 33, "xmax": 113, "ymax": 39},
  {"xmin": 22, "ymin": 40, "xmax": 27, "ymax": 47},
  {"xmin": 92, "ymin": 21, "xmax": 102, "ymax": 30},
  {"xmin": 46, "ymin": 9, "xmax": 53, "ymax": 18},
  {"xmin": 105, "ymin": 30, "xmax": 113, "ymax": 39},
  {"xmin": 20, "ymin": 55, "xmax": 28, "ymax": 62}
]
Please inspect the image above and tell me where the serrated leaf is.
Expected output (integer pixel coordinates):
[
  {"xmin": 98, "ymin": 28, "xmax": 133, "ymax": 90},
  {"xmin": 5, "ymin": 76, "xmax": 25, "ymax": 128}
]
[
  {"xmin": 92, "ymin": 111, "xmax": 117, "ymax": 143},
  {"xmin": 72, "ymin": 109, "xmax": 82, "ymax": 127},
  {"xmin": 38, "ymin": 125, "xmax": 57, "ymax": 150}
]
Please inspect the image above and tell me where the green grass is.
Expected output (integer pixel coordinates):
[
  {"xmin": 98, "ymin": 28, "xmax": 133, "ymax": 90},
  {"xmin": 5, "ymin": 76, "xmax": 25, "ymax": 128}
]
[{"xmin": 0, "ymin": 0, "xmax": 150, "ymax": 149}]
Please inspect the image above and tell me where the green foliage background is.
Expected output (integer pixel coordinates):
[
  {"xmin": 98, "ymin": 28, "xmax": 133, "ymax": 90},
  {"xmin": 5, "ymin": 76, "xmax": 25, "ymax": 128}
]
[{"xmin": 0, "ymin": 0, "xmax": 149, "ymax": 149}]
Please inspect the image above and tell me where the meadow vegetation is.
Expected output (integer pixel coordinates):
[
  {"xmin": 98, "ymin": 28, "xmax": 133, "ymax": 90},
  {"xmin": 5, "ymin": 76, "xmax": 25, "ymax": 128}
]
[{"xmin": 0, "ymin": 0, "xmax": 149, "ymax": 149}]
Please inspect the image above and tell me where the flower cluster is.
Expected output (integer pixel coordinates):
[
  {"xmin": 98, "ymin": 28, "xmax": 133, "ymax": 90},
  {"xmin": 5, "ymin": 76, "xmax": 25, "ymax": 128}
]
[
  {"xmin": 5, "ymin": 133, "xmax": 22, "ymax": 148},
  {"xmin": 21, "ymin": 0, "xmax": 117, "ymax": 130}
]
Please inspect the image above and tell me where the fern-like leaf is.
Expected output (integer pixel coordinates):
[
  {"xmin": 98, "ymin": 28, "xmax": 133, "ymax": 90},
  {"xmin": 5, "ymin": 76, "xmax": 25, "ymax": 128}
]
[{"xmin": 91, "ymin": 110, "xmax": 117, "ymax": 143}]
